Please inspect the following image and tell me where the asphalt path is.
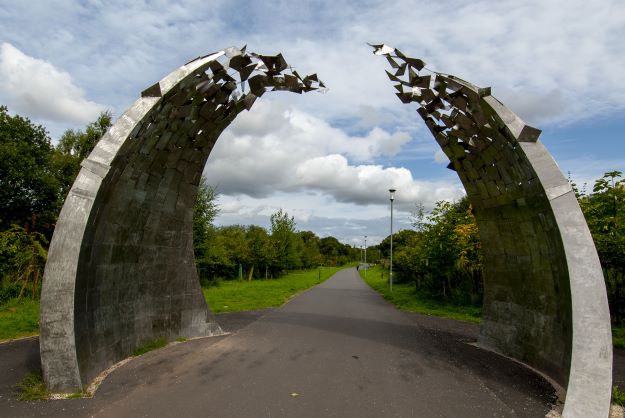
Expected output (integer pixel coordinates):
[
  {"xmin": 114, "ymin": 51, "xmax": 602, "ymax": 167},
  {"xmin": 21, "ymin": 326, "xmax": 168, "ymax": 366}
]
[{"xmin": 1, "ymin": 268, "xmax": 568, "ymax": 417}]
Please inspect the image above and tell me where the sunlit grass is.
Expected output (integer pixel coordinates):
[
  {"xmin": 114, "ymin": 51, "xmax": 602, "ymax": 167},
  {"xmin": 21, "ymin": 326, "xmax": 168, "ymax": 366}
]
[
  {"xmin": 359, "ymin": 264, "xmax": 482, "ymax": 323},
  {"xmin": 203, "ymin": 267, "xmax": 344, "ymax": 313},
  {"xmin": 0, "ymin": 298, "xmax": 40, "ymax": 341}
]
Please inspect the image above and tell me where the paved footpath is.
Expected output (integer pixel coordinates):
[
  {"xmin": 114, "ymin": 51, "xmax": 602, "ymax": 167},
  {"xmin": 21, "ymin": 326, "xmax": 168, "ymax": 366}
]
[{"xmin": 2, "ymin": 268, "xmax": 563, "ymax": 417}]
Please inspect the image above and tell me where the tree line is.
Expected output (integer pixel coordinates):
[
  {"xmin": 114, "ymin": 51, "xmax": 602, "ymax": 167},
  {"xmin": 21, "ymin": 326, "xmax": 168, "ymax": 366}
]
[
  {"xmin": 1, "ymin": 104, "xmax": 623, "ymax": 324},
  {"xmin": 193, "ymin": 180, "xmax": 359, "ymax": 285},
  {"xmin": 0, "ymin": 106, "xmax": 112, "ymax": 301},
  {"xmin": 370, "ymin": 172, "xmax": 625, "ymax": 323},
  {"xmin": 0, "ymin": 106, "xmax": 358, "ymax": 302}
]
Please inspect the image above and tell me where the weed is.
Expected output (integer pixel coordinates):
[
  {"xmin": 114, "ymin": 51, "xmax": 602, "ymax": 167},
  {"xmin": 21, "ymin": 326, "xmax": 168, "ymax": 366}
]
[
  {"xmin": 16, "ymin": 372, "xmax": 47, "ymax": 400},
  {"xmin": 613, "ymin": 385, "xmax": 625, "ymax": 406},
  {"xmin": 132, "ymin": 338, "xmax": 167, "ymax": 356},
  {"xmin": 176, "ymin": 337, "xmax": 188, "ymax": 342}
]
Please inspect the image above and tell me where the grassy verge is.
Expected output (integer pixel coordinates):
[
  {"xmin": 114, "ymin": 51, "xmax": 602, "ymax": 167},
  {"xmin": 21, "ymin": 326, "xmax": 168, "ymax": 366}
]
[
  {"xmin": 0, "ymin": 298, "xmax": 40, "ymax": 341},
  {"xmin": 203, "ymin": 266, "xmax": 344, "ymax": 313},
  {"xmin": 359, "ymin": 264, "xmax": 482, "ymax": 323}
]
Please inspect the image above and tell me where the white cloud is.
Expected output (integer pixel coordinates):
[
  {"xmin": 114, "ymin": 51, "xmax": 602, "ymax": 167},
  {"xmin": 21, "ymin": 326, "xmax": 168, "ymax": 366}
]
[
  {"xmin": 2, "ymin": 0, "xmax": 623, "ymax": 242},
  {"xmin": 0, "ymin": 43, "xmax": 106, "ymax": 124},
  {"xmin": 204, "ymin": 102, "xmax": 463, "ymax": 210}
]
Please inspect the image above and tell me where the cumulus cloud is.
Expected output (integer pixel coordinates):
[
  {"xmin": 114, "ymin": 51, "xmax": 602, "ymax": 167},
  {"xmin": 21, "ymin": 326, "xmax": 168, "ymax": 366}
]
[
  {"xmin": 204, "ymin": 102, "xmax": 463, "ymax": 210},
  {"xmin": 2, "ymin": 0, "xmax": 622, "ymax": 241},
  {"xmin": 0, "ymin": 43, "xmax": 106, "ymax": 124}
]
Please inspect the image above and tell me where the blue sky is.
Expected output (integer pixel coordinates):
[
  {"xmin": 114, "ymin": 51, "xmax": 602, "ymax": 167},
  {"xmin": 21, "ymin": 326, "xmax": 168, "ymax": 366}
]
[{"xmin": 1, "ymin": 0, "xmax": 624, "ymax": 246}]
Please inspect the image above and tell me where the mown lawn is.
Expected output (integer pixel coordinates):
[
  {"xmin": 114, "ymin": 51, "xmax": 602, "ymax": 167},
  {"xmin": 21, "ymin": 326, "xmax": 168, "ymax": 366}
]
[
  {"xmin": 0, "ymin": 267, "xmax": 345, "ymax": 342},
  {"xmin": 0, "ymin": 298, "xmax": 40, "ymax": 341},
  {"xmin": 359, "ymin": 264, "xmax": 482, "ymax": 324},
  {"xmin": 203, "ymin": 266, "xmax": 344, "ymax": 313}
]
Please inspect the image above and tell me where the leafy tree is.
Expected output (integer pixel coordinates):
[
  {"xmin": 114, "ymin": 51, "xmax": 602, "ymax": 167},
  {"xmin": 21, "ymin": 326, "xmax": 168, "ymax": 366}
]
[
  {"xmin": 578, "ymin": 171, "xmax": 625, "ymax": 322},
  {"xmin": 377, "ymin": 196, "xmax": 483, "ymax": 305},
  {"xmin": 193, "ymin": 177, "xmax": 219, "ymax": 245},
  {"xmin": 298, "ymin": 231, "xmax": 323, "ymax": 268},
  {"xmin": 270, "ymin": 209, "xmax": 300, "ymax": 273},
  {"xmin": 246, "ymin": 225, "xmax": 274, "ymax": 279},
  {"xmin": 193, "ymin": 178, "xmax": 220, "ymax": 284},
  {"xmin": 0, "ymin": 106, "xmax": 59, "ymax": 236},
  {"xmin": 52, "ymin": 111, "xmax": 112, "ymax": 200},
  {"xmin": 220, "ymin": 225, "xmax": 250, "ymax": 277}
]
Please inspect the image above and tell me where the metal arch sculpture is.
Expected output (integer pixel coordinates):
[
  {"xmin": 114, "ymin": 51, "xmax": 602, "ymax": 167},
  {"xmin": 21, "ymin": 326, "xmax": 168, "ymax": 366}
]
[
  {"xmin": 40, "ymin": 47, "xmax": 325, "ymax": 392},
  {"xmin": 372, "ymin": 44, "xmax": 612, "ymax": 417}
]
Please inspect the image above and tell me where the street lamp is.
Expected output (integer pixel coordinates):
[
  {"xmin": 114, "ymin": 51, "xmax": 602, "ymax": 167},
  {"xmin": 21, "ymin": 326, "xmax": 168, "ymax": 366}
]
[
  {"xmin": 364, "ymin": 235, "xmax": 367, "ymax": 278},
  {"xmin": 389, "ymin": 189, "xmax": 395, "ymax": 292}
]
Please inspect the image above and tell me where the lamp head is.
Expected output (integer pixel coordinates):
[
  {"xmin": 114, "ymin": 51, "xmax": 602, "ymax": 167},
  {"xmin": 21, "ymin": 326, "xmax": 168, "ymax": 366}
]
[{"xmin": 389, "ymin": 189, "xmax": 396, "ymax": 201}]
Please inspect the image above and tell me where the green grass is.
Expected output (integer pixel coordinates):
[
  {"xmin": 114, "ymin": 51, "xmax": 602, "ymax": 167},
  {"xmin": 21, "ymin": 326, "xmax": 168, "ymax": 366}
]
[
  {"xmin": 0, "ymin": 298, "xmax": 40, "ymax": 341},
  {"xmin": 359, "ymin": 265, "xmax": 482, "ymax": 323},
  {"xmin": 203, "ymin": 266, "xmax": 344, "ymax": 313},
  {"xmin": 16, "ymin": 372, "xmax": 48, "ymax": 400},
  {"xmin": 132, "ymin": 338, "xmax": 168, "ymax": 356}
]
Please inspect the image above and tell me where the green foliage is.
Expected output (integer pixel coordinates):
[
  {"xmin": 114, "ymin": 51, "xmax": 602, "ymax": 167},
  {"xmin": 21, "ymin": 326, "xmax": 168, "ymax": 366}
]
[
  {"xmin": 580, "ymin": 171, "xmax": 625, "ymax": 269},
  {"xmin": 16, "ymin": 372, "xmax": 48, "ymax": 400},
  {"xmin": 0, "ymin": 298, "xmax": 40, "ymax": 340},
  {"xmin": 194, "ymin": 204, "xmax": 359, "ymax": 285},
  {"xmin": 0, "ymin": 109, "xmax": 110, "ymax": 302},
  {"xmin": 377, "ymin": 196, "xmax": 483, "ymax": 306},
  {"xmin": 577, "ymin": 171, "xmax": 625, "ymax": 322},
  {"xmin": 132, "ymin": 338, "xmax": 168, "ymax": 356},
  {"xmin": 0, "ymin": 225, "xmax": 47, "ymax": 302},
  {"xmin": 270, "ymin": 209, "xmax": 300, "ymax": 272},
  {"xmin": 360, "ymin": 265, "xmax": 481, "ymax": 323},
  {"xmin": 318, "ymin": 236, "xmax": 357, "ymax": 266},
  {"xmin": 613, "ymin": 385, "xmax": 625, "ymax": 406},
  {"xmin": 52, "ymin": 111, "xmax": 112, "ymax": 201},
  {"xmin": 613, "ymin": 325, "xmax": 625, "ymax": 349},
  {"xmin": 0, "ymin": 106, "xmax": 59, "ymax": 235},
  {"xmin": 203, "ymin": 267, "xmax": 342, "ymax": 313}
]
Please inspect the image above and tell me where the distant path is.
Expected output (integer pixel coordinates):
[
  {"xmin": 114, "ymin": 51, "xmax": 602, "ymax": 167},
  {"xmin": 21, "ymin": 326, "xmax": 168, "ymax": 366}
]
[{"xmin": 1, "ymin": 268, "xmax": 569, "ymax": 417}]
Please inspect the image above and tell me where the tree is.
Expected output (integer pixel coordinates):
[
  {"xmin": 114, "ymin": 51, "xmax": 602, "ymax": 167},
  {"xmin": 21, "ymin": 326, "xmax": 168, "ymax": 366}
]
[
  {"xmin": 0, "ymin": 106, "xmax": 59, "ymax": 236},
  {"xmin": 298, "ymin": 231, "xmax": 323, "ymax": 268},
  {"xmin": 246, "ymin": 225, "xmax": 274, "ymax": 279},
  {"xmin": 581, "ymin": 171, "xmax": 624, "ymax": 269},
  {"xmin": 193, "ymin": 177, "xmax": 220, "ymax": 284},
  {"xmin": 220, "ymin": 225, "xmax": 250, "ymax": 278},
  {"xmin": 578, "ymin": 171, "xmax": 625, "ymax": 322},
  {"xmin": 193, "ymin": 177, "xmax": 219, "ymax": 245},
  {"xmin": 270, "ymin": 209, "xmax": 299, "ymax": 273},
  {"xmin": 52, "ymin": 111, "xmax": 112, "ymax": 200}
]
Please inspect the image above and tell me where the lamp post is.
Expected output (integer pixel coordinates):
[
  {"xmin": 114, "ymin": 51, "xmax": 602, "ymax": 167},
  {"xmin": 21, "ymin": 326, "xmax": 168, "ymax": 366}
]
[
  {"xmin": 389, "ymin": 189, "xmax": 395, "ymax": 292},
  {"xmin": 364, "ymin": 235, "xmax": 367, "ymax": 278}
]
